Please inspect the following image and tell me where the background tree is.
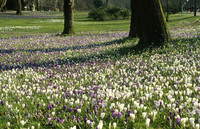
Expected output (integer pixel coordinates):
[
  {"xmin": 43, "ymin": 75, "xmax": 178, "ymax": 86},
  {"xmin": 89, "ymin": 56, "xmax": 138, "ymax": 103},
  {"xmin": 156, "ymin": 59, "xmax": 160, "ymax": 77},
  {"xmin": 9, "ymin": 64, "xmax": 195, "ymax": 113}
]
[
  {"xmin": 35, "ymin": 0, "xmax": 39, "ymax": 11},
  {"xmin": 16, "ymin": 0, "xmax": 22, "ymax": 15},
  {"xmin": 93, "ymin": 0, "xmax": 103, "ymax": 8},
  {"xmin": 62, "ymin": 0, "xmax": 75, "ymax": 34},
  {"xmin": 129, "ymin": 0, "xmax": 137, "ymax": 37},
  {"xmin": 131, "ymin": 0, "xmax": 171, "ymax": 48},
  {"xmin": 0, "ymin": 0, "xmax": 7, "ymax": 12},
  {"xmin": 179, "ymin": 0, "xmax": 184, "ymax": 12},
  {"xmin": 58, "ymin": 0, "xmax": 63, "ymax": 11},
  {"xmin": 166, "ymin": 0, "xmax": 169, "ymax": 22},
  {"xmin": 194, "ymin": 0, "xmax": 197, "ymax": 16}
]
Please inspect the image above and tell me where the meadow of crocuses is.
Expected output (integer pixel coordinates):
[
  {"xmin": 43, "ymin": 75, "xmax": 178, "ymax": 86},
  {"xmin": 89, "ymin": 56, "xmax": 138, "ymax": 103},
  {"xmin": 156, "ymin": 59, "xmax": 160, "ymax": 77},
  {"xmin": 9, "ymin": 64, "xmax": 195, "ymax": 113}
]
[{"xmin": 1, "ymin": 14, "xmax": 200, "ymax": 129}]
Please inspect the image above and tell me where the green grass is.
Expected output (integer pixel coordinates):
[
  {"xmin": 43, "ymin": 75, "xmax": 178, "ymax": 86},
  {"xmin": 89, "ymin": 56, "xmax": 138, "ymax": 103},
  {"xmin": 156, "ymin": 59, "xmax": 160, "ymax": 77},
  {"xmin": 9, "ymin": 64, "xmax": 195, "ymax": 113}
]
[{"xmin": 0, "ymin": 11, "xmax": 199, "ymax": 38}]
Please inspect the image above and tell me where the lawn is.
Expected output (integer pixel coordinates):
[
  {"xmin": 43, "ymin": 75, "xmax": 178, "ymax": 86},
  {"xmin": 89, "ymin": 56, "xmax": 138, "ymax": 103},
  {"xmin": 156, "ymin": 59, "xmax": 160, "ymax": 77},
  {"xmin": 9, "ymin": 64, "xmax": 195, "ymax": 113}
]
[{"xmin": 0, "ymin": 11, "xmax": 200, "ymax": 129}]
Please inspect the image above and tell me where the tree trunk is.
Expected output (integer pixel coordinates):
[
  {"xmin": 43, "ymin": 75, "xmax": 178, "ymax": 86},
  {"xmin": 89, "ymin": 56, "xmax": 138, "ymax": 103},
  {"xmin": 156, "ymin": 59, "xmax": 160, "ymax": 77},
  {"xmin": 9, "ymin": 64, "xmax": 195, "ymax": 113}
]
[
  {"xmin": 194, "ymin": 0, "xmax": 197, "ymax": 16},
  {"xmin": 62, "ymin": 0, "xmax": 74, "ymax": 34},
  {"xmin": 58, "ymin": 0, "xmax": 63, "ymax": 11},
  {"xmin": 179, "ymin": 0, "xmax": 183, "ymax": 12},
  {"xmin": 106, "ymin": 0, "xmax": 109, "ymax": 7},
  {"xmin": 129, "ymin": 0, "xmax": 137, "ymax": 38},
  {"xmin": 16, "ymin": 0, "xmax": 22, "ymax": 15},
  {"xmin": 36, "ymin": 0, "xmax": 39, "ymax": 11},
  {"xmin": 1, "ymin": 0, "xmax": 7, "ymax": 12},
  {"xmin": 131, "ymin": 0, "xmax": 171, "ymax": 48},
  {"xmin": 166, "ymin": 0, "xmax": 169, "ymax": 22}
]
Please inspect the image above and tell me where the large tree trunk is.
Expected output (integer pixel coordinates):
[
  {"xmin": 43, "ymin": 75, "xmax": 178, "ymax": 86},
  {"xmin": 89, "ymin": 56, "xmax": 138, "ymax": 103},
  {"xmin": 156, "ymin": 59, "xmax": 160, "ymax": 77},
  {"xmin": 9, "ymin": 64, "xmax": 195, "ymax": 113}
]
[
  {"xmin": 129, "ymin": 0, "xmax": 137, "ymax": 38},
  {"xmin": 16, "ymin": 0, "xmax": 22, "ymax": 15},
  {"xmin": 131, "ymin": 0, "xmax": 171, "ymax": 48},
  {"xmin": 62, "ymin": 0, "xmax": 74, "ymax": 34},
  {"xmin": 194, "ymin": 0, "xmax": 197, "ymax": 16}
]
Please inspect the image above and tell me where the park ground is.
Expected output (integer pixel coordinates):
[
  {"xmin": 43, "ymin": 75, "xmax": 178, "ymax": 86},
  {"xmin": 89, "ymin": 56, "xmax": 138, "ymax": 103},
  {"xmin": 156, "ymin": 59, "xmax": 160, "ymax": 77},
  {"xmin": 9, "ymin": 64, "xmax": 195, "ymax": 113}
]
[{"xmin": 0, "ymin": 11, "xmax": 200, "ymax": 129}]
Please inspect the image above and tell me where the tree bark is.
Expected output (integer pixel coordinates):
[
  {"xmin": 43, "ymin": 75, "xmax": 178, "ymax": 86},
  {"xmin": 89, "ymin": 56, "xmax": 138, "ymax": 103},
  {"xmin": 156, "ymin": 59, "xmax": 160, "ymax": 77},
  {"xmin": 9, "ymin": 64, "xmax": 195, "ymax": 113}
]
[
  {"xmin": 129, "ymin": 0, "xmax": 137, "ymax": 38},
  {"xmin": 131, "ymin": 0, "xmax": 171, "ymax": 48},
  {"xmin": 179, "ymin": 0, "xmax": 183, "ymax": 12},
  {"xmin": 166, "ymin": 0, "xmax": 169, "ymax": 22},
  {"xmin": 58, "ymin": 0, "xmax": 63, "ymax": 11},
  {"xmin": 194, "ymin": 0, "xmax": 197, "ymax": 16},
  {"xmin": 36, "ymin": 0, "xmax": 39, "ymax": 11},
  {"xmin": 62, "ymin": 0, "xmax": 75, "ymax": 34},
  {"xmin": 16, "ymin": 0, "xmax": 22, "ymax": 15},
  {"xmin": 1, "ymin": 0, "xmax": 7, "ymax": 12}
]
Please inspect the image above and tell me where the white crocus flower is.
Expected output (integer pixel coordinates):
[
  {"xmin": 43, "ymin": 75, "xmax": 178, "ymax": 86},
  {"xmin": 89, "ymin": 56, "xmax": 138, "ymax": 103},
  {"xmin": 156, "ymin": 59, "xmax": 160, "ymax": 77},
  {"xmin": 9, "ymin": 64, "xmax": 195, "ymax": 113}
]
[
  {"xmin": 97, "ymin": 120, "xmax": 103, "ymax": 129},
  {"xmin": 196, "ymin": 124, "xmax": 199, "ymax": 129},
  {"xmin": 181, "ymin": 118, "xmax": 187, "ymax": 127},
  {"xmin": 70, "ymin": 126, "xmax": 76, "ymax": 129},
  {"xmin": 77, "ymin": 109, "xmax": 81, "ymax": 113},
  {"xmin": 146, "ymin": 118, "xmax": 150, "ymax": 128},
  {"xmin": 142, "ymin": 112, "xmax": 147, "ymax": 119},
  {"xmin": 22, "ymin": 103, "xmax": 25, "ymax": 108},
  {"xmin": 21, "ymin": 120, "xmax": 26, "ymax": 126},
  {"xmin": 113, "ymin": 122, "xmax": 117, "ymax": 129},
  {"xmin": 118, "ymin": 103, "xmax": 124, "ymax": 112},
  {"xmin": 130, "ymin": 113, "xmax": 135, "ymax": 121},
  {"xmin": 101, "ymin": 112, "xmax": 105, "ymax": 119},
  {"xmin": 190, "ymin": 118, "xmax": 195, "ymax": 127},
  {"xmin": 153, "ymin": 111, "xmax": 157, "ymax": 121},
  {"xmin": 7, "ymin": 122, "xmax": 10, "ymax": 127},
  {"xmin": 109, "ymin": 122, "xmax": 112, "ymax": 129}
]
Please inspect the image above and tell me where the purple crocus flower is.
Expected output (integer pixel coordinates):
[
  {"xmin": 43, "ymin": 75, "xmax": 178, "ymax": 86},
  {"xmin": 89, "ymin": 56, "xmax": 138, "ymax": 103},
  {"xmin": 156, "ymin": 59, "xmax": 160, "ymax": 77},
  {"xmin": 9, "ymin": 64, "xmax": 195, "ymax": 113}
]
[
  {"xmin": 176, "ymin": 118, "xmax": 180, "ymax": 125},
  {"xmin": 167, "ymin": 117, "xmax": 171, "ymax": 124},
  {"xmin": 47, "ymin": 113, "xmax": 50, "ymax": 118},
  {"xmin": 72, "ymin": 115, "xmax": 75, "ymax": 121},
  {"xmin": 59, "ymin": 118, "xmax": 64, "ymax": 124},
  {"xmin": 87, "ymin": 108, "xmax": 90, "ymax": 113},
  {"xmin": 73, "ymin": 108, "xmax": 77, "ymax": 114},
  {"xmin": 1, "ymin": 100, "xmax": 4, "ymax": 105},
  {"xmin": 63, "ymin": 105, "xmax": 67, "ymax": 111},
  {"xmin": 77, "ymin": 116, "xmax": 81, "ymax": 123},
  {"xmin": 84, "ymin": 116, "xmax": 87, "ymax": 123},
  {"xmin": 56, "ymin": 112, "xmax": 60, "ymax": 116},
  {"xmin": 68, "ymin": 108, "xmax": 72, "ymax": 112},
  {"xmin": 37, "ymin": 103, "xmax": 40, "ymax": 108},
  {"xmin": 112, "ymin": 112, "xmax": 117, "ymax": 119}
]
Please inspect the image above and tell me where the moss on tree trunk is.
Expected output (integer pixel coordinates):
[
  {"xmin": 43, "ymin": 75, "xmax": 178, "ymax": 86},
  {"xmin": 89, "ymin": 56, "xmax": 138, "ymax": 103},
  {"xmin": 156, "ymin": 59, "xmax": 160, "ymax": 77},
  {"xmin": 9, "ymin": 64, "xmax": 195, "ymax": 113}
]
[
  {"xmin": 131, "ymin": 0, "xmax": 171, "ymax": 48},
  {"xmin": 62, "ymin": 0, "xmax": 75, "ymax": 35}
]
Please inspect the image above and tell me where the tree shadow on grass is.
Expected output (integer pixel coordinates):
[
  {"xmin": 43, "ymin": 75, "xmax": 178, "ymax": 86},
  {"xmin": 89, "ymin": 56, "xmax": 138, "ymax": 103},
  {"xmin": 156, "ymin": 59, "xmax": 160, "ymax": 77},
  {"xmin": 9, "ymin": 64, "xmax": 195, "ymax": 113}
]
[
  {"xmin": 0, "ymin": 37, "xmax": 139, "ymax": 71},
  {"xmin": 0, "ymin": 37, "xmax": 128, "ymax": 54},
  {"xmin": 1, "ymin": 36, "xmax": 198, "ymax": 71}
]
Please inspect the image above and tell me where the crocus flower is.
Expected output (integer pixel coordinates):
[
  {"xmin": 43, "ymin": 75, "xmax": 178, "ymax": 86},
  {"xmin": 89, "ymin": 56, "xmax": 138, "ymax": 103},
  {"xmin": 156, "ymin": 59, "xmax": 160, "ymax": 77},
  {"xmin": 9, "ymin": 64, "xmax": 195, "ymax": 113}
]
[{"xmin": 146, "ymin": 118, "xmax": 150, "ymax": 128}]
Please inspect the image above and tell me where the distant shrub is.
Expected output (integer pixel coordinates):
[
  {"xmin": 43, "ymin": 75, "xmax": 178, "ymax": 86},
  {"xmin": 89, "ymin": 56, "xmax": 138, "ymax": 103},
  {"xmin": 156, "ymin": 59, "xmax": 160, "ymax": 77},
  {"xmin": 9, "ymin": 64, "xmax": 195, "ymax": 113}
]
[
  {"xmin": 107, "ymin": 6, "xmax": 122, "ymax": 20},
  {"xmin": 88, "ymin": 7, "xmax": 107, "ymax": 21},
  {"xmin": 88, "ymin": 6, "xmax": 130, "ymax": 21},
  {"xmin": 120, "ymin": 9, "xmax": 131, "ymax": 19}
]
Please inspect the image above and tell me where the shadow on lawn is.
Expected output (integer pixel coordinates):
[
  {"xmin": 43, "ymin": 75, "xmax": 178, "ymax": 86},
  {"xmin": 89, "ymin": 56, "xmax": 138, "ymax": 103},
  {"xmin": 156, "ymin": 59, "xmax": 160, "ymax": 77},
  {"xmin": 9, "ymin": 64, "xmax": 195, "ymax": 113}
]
[
  {"xmin": 0, "ymin": 37, "xmax": 139, "ymax": 71},
  {"xmin": 0, "ymin": 38, "xmax": 128, "ymax": 54},
  {"xmin": 1, "ymin": 37, "xmax": 198, "ymax": 71}
]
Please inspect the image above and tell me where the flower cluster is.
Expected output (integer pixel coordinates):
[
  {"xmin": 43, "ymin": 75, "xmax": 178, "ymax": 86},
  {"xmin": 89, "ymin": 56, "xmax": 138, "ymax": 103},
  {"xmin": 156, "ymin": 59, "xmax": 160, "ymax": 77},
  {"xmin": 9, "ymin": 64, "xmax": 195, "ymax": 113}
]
[
  {"xmin": 0, "ymin": 26, "xmax": 41, "ymax": 31},
  {"xmin": 0, "ymin": 31, "xmax": 200, "ymax": 128}
]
